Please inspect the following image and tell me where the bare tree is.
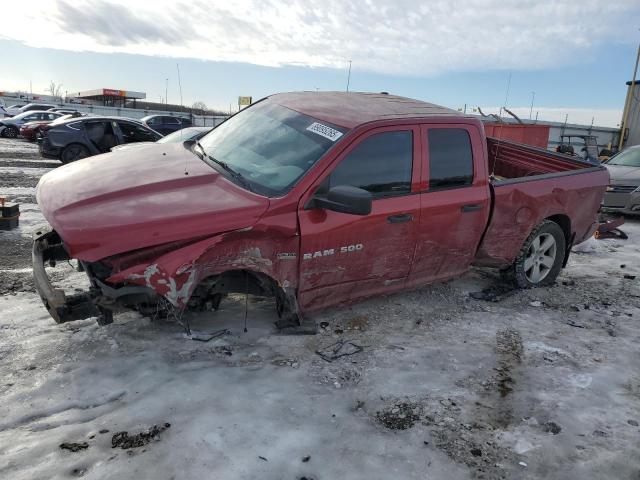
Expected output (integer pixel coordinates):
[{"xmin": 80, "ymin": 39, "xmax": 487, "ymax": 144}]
[
  {"xmin": 47, "ymin": 81, "xmax": 64, "ymax": 102},
  {"xmin": 191, "ymin": 101, "xmax": 207, "ymax": 112}
]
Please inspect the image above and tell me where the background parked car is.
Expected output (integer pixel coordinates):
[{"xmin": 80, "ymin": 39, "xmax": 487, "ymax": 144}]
[
  {"xmin": 5, "ymin": 102, "xmax": 57, "ymax": 117},
  {"xmin": 140, "ymin": 115, "xmax": 192, "ymax": 135},
  {"xmin": 20, "ymin": 112, "xmax": 85, "ymax": 141},
  {"xmin": 111, "ymin": 126, "xmax": 210, "ymax": 152},
  {"xmin": 39, "ymin": 116, "xmax": 162, "ymax": 163},
  {"xmin": 47, "ymin": 107, "xmax": 78, "ymax": 115},
  {"xmin": 0, "ymin": 111, "xmax": 63, "ymax": 138},
  {"xmin": 602, "ymin": 145, "xmax": 640, "ymax": 215},
  {"xmin": 4, "ymin": 104, "xmax": 26, "ymax": 116}
]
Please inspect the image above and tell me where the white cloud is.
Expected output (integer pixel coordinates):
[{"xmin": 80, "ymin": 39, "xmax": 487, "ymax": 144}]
[
  {"xmin": 481, "ymin": 106, "xmax": 622, "ymax": 128},
  {"xmin": 3, "ymin": 0, "xmax": 639, "ymax": 76}
]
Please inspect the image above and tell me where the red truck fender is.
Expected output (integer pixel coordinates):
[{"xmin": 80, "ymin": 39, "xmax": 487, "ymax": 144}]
[{"xmin": 106, "ymin": 225, "xmax": 299, "ymax": 309}]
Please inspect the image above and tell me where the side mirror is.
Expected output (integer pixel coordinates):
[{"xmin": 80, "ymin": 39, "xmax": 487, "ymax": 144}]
[{"xmin": 311, "ymin": 185, "xmax": 372, "ymax": 216}]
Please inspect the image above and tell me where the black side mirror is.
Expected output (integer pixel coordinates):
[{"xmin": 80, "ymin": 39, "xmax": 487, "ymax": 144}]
[{"xmin": 311, "ymin": 185, "xmax": 372, "ymax": 216}]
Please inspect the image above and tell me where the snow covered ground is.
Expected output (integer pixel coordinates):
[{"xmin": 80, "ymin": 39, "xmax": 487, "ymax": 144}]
[{"xmin": 1, "ymin": 138, "xmax": 639, "ymax": 480}]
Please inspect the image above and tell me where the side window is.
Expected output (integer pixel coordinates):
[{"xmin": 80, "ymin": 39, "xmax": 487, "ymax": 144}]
[
  {"xmin": 329, "ymin": 130, "xmax": 413, "ymax": 197},
  {"xmin": 162, "ymin": 117, "xmax": 180, "ymax": 125},
  {"xmin": 428, "ymin": 128, "xmax": 473, "ymax": 190},
  {"xmin": 118, "ymin": 122, "xmax": 159, "ymax": 143},
  {"xmin": 24, "ymin": 114, "xmax": 38, "ymax": 121}
]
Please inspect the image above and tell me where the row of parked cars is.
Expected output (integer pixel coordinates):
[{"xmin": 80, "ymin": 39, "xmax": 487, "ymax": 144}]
[{"xmin": 1, "ymin": 102, "xmax": 207, "ymax": 162}]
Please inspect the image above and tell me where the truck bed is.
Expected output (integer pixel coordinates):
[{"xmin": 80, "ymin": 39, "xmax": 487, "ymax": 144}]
[
  {"xmin": 474, "ymin": 137, "xmax": 609, "ymax": 267},
  {"xmin": 487, "ymin": 137, "xmax": 590, "ymax": 182}
]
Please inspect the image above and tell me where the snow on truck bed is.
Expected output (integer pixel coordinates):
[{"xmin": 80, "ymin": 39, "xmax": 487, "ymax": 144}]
[{"xmin": 1, "ymin": 138, "xmax": 640, "ymax": 479}]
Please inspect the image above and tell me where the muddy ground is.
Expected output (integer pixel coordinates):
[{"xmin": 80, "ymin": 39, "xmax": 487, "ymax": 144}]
[{"xmin": 0, "ymin": 137, "xmax": 639, "ymax": 479}]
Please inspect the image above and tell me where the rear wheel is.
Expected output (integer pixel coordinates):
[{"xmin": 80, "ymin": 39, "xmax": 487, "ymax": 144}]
[
  {"xmin": 3, "ymin": 126, "xmax": 18, "ymax": 138},
  {"xmin": 61, "ymin": 144, "xmax": 90, "ymax": 163},
  {"xmin": 508, "ymin": 220, "xmax": 566, "ymax": 288}
]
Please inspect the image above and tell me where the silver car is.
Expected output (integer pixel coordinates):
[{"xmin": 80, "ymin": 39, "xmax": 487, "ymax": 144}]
[
  {"xmin": 602, "ymin": 145, "xmax": 640, "ymax": 214},
  {"xmin": 0, "ymin": 110, "xmax": 63, "ymax": 138}
]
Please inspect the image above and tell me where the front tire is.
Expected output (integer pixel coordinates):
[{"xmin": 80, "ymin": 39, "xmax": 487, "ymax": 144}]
[
  {"xmin": 508, "ymin": 220, "xmax": 566, "ymax": 288},
  {"xmin": 61, "ymin": 144, "xmax": 90, "ymax": 163}
]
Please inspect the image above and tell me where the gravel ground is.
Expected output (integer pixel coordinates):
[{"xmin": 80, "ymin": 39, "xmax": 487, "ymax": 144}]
[{"xmin": 0, "ymin": 137, "xmax": 639, "ymax": 480}]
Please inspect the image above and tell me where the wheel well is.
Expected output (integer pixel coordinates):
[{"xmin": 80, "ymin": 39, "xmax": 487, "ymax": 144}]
[
  {"xmin": 63, "ymin": 142, "xmax": 87, "ymax": 152},
  {"xmin": 188, "ymin": 269, "xmax": 282, "ymax": 302},
  {"xmin": 546, "ymin": 214, "xmax": 571, "ymax": 244},
  {"xmin": 187, "ymin": 269, "xmax": 295, "ymax": 317}
]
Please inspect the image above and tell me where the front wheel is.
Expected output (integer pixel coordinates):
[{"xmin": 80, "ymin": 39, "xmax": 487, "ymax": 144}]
[{"xmin": 508, "ymin": 220, "xmax": 566, "ymax": 288}]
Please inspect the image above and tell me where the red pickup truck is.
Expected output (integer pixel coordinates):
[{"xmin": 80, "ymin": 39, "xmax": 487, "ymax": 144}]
[{"xmin": 33, "ymin": 92, "xmax": 608, "ymax": 331}]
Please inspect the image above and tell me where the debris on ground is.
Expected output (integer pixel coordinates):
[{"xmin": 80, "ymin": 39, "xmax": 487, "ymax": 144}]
[
  {"xmin": 188, "ymin": 328, "xmax": 230, "ymax": 342},
  {"xmin": 542, "ymin": 421, "xmax": 562, "ymax": 435},
  {"xmin": 375, "ymin": 401, "xmax": 422, "ymax": 430},
  {"xmin": 111, "ymin": 423, "xmax": 171, "ymax": 449},
  {"xmin": 315, "ymin": 340, "xmax": 364, "ymax": 362},
  {"xmin": 469, "ymin": 283, "xmax": 516, "ymax": 302},
  {"xmin": 59, "ymin": 442, "xmax": 89, "ymax": 452}
]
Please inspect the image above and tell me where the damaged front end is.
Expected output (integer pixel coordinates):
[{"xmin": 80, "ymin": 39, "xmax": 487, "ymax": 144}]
[
  {"xmin": 32, "ymin": 228, "xmax": 160, "ymax": 324},
  {"xmin": 32, "ymin": 228, "xmax": 311, "ymax": 333}
]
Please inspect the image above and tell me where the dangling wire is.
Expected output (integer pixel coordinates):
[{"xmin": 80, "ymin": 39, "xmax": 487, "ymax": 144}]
[{"xmin": 243, "ymin": 271, "xmax": 249, "ymax": 333}]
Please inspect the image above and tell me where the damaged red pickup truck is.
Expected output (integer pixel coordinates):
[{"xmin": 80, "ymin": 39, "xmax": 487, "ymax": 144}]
[{"xmin": 33, "ymin": 92, "xmax": 608, "ymax": 331}]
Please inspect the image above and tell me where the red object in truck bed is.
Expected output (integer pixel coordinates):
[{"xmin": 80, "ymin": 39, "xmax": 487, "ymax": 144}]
[{"xmin": 483, "ymin": 123, "xmax": 550, "ymax": 149}]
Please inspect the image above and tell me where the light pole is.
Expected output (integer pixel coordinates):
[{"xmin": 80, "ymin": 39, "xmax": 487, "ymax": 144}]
[
  {"xmin": 165, "ymin": 78, "xmax": 168, "ymax": 105},
  {"xmin": 346, "ymin": 60, "xmax": 352, "ymax": 92},
  {"xmin": 529, "ymin": 91, "xmax": 535, "ymax": 120}
]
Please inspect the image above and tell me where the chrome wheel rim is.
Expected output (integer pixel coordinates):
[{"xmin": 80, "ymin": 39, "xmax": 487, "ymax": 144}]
[{"xmin": 524, "ymin": 233, "xmax": 556, "ymax": 283}]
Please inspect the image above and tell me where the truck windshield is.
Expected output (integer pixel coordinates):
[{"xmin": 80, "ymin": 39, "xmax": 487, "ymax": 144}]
[
  {"xmin": 197, "ymin": 101, "xmax": 346, "ymax": 196},
  {"xmin": 607, "ymin": 148, "xmax": 640, "ymax": 167}
]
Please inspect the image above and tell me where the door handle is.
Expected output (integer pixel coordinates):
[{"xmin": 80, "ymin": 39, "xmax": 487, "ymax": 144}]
[
  {"xmin": 387, "ymin": 214, "xmax": 413, "ymax": 223},
  {"xmin": 461, "ymin": 204, "xmax": 482, "ymax": 213}
]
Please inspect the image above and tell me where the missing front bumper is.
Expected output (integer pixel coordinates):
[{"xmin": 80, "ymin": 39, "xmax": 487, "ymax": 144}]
[{"xmin": 32, "ymin": 229, "xmax": 99, "ymax": 323}]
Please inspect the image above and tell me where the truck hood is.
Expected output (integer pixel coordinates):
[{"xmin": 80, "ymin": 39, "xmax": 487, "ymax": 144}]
[
  {"xmin": 606, "ymin": 164, "xmax": 640, "ymax": 185},
  {"xmin": 37, "ymin": 143, "xmax": 270, "ymax": 261}
]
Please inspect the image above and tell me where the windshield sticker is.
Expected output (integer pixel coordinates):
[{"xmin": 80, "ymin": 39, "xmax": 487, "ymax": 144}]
[{"xmin": 306, "ymin": 122, "xmax": 343, "ymax": 141}]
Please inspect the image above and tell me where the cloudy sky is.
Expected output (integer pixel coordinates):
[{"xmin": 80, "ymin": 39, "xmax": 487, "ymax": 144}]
[{"xmin": 2, "ymin": 0, "xmax": 640, "ymax": 126}]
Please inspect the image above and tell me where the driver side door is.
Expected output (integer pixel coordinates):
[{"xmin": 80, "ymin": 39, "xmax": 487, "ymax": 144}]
[{"xmin": 297, "ymin": 126, "xmax": 421, "ymax": 311}]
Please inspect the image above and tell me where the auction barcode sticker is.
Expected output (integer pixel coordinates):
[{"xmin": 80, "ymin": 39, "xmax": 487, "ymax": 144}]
[{"xmin": 306, "ymin": 122, "xmax": 343, "ymax": 141}]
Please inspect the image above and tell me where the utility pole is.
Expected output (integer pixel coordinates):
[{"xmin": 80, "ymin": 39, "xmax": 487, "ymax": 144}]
[
  {"xmin": 529, "ymin": 91, "xmax": 535, "ymax": 120},
  {"xmin": 619, "ymin": 40, "xmax": 640, "ymax": 150},
  {"xmin": 165, "ymin": 78, "xmax": 169, "ymax": 105},
  {"xmin": 346, "ymin": 60, "xmax": 352, "ymax": 92}
]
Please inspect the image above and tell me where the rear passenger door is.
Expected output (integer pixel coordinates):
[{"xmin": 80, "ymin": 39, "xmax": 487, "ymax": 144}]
[
  {"xmin": 409, "ymin": 124, "xmax": 490, "ymax": 283},
  {"xmin": 298, "ymin": 126, "xmax": 421, "ymax": 311}
]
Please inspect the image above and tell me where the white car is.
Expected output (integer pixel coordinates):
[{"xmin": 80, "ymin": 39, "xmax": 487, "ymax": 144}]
[{"xmin": 5, "ymin": 102, "xmax": 57, "ymax": 117}]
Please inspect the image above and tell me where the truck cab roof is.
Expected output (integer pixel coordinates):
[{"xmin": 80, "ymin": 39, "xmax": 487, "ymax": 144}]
[{"xmin": 268, "ymin": 91, "xmax": 465, "ymax": 129}]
